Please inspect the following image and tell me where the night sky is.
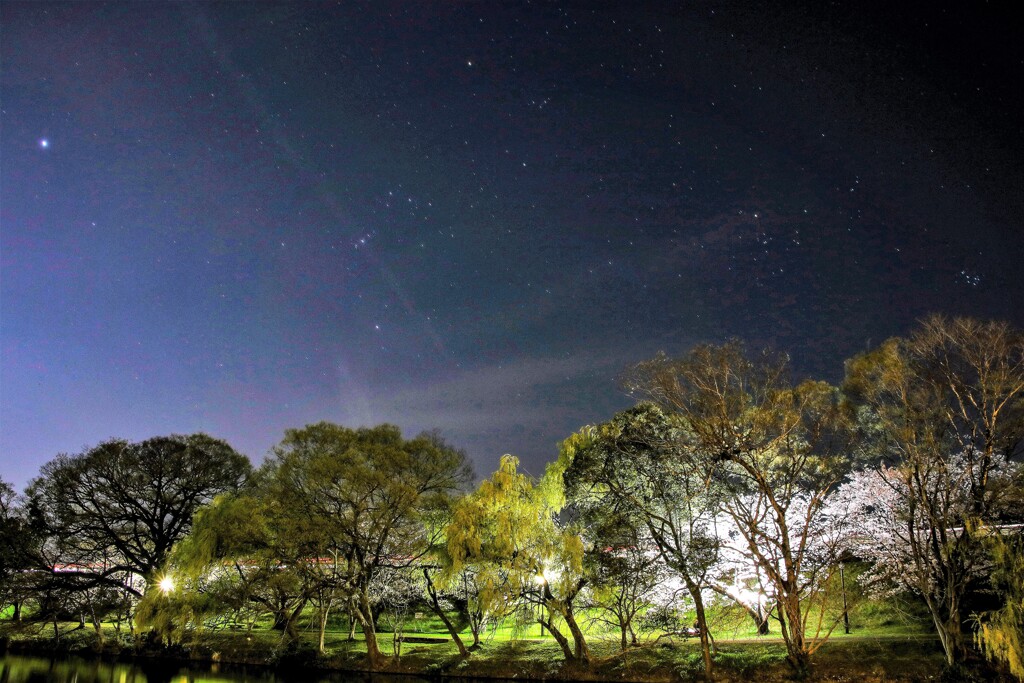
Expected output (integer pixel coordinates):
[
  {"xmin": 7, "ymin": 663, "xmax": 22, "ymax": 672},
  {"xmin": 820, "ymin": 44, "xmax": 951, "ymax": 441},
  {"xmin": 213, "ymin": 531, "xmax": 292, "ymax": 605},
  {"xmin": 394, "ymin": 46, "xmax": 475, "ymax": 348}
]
[{"xmin": 3, "ymin": 2, "xmax": 1023, "ymax": 490}]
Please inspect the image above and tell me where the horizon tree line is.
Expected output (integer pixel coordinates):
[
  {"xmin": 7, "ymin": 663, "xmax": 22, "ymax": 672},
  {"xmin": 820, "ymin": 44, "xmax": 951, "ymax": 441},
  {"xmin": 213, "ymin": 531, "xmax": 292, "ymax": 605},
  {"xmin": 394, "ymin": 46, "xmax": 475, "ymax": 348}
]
[{"xmin": 1, "ymin": 315, "xmax": 1021, "ymax": 678}]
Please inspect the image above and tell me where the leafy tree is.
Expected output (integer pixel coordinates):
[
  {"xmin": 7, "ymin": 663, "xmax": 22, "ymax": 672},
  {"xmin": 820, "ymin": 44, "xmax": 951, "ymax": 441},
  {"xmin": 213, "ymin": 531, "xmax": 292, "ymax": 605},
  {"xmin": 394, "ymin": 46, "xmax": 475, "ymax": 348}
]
[
  {"xmin": 974, "ymin": 529, "xmax": 1024, "ymax": 679},
  {"xmin": 627, "ymin": 342, "xmax": 856, "ymax": 673},
  {"xmin": 560, "ymin": 404, "xmax": 719, "ymax": 672},
  {"xmin": 276, "ymin": 424, "xmax": 469, "ymax": 667},
  {"xmin": 447, "ymin": 455, "xmax": 592, "ymax": 664},
  {"xmin": 0, "ymin": 477, "xmax": 39, "ymax": 621},
  {"xmin": 164, "ymin": 424, "xmax": 470, "ymax": 668},
  {"xmin": 28, "ymin": 434, "xmax": 250, "ymax": 600},
  {"xmin": 138, "ymin": 487, "xmax": 315, "ymax": 645},
  {"xmin": 844, "ymin": 316, "xmax": 1024, "ymax": 668},
  {"xmin": 584, "ymin": 524, "xmax": 667, "ymax": 650}
]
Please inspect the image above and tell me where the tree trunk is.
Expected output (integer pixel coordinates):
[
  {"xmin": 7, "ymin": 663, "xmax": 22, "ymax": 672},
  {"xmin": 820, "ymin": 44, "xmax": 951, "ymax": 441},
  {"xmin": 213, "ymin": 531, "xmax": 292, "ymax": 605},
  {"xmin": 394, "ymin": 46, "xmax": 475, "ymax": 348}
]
[
  {"xmin": 561, "ymin": 605, "xmax": 591, "ymax": 664},
  {"xmin": 363, "ymin": 624, "xmax": 384, "ymax": 669},
  {"xmin": 754, "ymin": 605, "xmax": 770, "ymax": 635},
  {"xmin": 778, "ymin": 593, "xmax": 810, "ymax": 673},
  {"xmin": 925, "ymin": 598, "xmax": 966, "ymax": 667},
  {"xmin": 710, "ymin": 583, "xmax": 770, "ymax": 634},
  {"xmin": 471, "ymin": 624, "xmax": 482, "ymax": 649},
  {"xmin": 542, "ymin": 614, "xmax": 575, "ymax": 662},
  {"xmin": 91, "ymin": 606, "xmax": 104, "ymax": 647},
  {"xmin": 274, "ymin": 599, "xmax": 306, "ymax": 648},
  {"xmin": 356, "ymin": 592, "xmax": 386, "ymax": 669},
  {"xmin": 685, "ymin": 577, "xmax": 714, "ymax": 676},
  {"xmin": 318, "ymin": 600, "xmax": 331, "ymax": 652},
  {"xmin": 423, "ymin": 568, "xmax": 469, "ymax": 657}
]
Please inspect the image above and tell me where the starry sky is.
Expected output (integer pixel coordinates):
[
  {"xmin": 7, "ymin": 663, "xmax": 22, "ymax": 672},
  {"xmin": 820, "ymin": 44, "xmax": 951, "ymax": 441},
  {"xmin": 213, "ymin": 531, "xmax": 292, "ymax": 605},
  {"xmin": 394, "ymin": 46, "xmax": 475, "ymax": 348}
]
[{"xmin": 2, "ymin": 2, "xmax": 1023, "ymax": 491}]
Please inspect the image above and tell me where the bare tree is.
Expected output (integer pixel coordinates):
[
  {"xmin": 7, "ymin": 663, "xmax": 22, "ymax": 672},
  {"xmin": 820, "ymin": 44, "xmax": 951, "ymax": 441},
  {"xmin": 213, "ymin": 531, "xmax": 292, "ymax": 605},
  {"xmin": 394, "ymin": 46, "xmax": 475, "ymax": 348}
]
[{"xmin": 844, "ymin": 316, "xmax": 1024, "ymax": 668}]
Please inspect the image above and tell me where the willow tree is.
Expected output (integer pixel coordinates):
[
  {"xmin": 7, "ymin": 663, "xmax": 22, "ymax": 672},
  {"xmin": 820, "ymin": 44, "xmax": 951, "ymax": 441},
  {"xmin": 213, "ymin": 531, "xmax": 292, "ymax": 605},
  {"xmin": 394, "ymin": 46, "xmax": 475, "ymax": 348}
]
[
  {"xmin": 447, "ymin": 455, "xmax": 592, "ymax": 665},
  {"xmin": 844, "ymin": 316, "xmax": 1024, "ymax": 668},
  {"xmin": 136, "ymin": 485, "xmax": 315, "ymax": 646},
  {"xmin": 974, "ymin": 530, "xmax": 1024, "ymax": 679},
  {"xmin": 626, "ymin": 342, "xmax": 856, "ymax": 673}
]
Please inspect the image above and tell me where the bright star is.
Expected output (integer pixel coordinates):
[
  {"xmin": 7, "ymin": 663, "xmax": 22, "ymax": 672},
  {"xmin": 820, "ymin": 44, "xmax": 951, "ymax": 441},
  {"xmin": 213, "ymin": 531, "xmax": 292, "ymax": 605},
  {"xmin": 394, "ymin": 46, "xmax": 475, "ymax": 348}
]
[{"xmin": 39, "ymin": 138, "xmax": 49, "ymax": 149}]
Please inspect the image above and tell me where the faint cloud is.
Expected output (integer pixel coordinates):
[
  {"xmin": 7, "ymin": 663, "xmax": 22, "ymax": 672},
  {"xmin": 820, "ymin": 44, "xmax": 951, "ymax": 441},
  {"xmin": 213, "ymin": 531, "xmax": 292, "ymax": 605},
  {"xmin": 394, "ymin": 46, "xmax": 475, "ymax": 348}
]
[{"xmin": 364, "ymin": 349, "xmax": 637, "ymax": 473}]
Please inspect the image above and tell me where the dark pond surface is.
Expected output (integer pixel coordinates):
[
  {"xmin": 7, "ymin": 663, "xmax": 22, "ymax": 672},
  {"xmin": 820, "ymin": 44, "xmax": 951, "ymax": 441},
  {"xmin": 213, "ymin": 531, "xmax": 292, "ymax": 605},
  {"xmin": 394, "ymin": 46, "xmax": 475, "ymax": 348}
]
[{"xmin": 0, "ymin": 654, "xmax": 423, "ymax": 683}]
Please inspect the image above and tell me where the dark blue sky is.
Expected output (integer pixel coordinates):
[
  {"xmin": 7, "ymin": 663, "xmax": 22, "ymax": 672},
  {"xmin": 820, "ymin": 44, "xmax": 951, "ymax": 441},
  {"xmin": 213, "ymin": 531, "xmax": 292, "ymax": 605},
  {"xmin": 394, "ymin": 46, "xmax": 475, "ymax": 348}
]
[{"xmin": 3, "ymin": 2, "xmax": 1022, "ymax": 490}]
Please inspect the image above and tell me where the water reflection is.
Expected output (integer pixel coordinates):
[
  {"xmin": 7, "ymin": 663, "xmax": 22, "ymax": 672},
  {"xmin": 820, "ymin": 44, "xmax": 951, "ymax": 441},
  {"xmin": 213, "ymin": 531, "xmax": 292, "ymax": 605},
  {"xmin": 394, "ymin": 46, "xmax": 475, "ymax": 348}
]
[{"xmin": 0, "ymin": 654, "xmax": 397, "ymax": 683}]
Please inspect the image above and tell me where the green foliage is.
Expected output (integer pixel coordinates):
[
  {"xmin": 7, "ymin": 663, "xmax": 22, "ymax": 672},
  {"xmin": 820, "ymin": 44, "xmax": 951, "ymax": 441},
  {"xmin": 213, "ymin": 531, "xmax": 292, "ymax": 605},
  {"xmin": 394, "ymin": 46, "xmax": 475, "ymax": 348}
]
[
  {"xmin": 447, "ymin": 455, "xmax": 582, "ymax": 609},
  {"xmin": 146, "ymin": 423, "xmax": 470, "ymax": 666},
  {"xmin": 446, "ymin": 455, "xmax": 591, "ymax": 662},
  {"xmin": 974, "ymin": 531, "xmax": 1024, "ymax": 680},
  {"xmin": 713, "ymin": 644, "xmax": 790, "ymax": 675},
  {"xmin": 9, "ymin": 318, "xmax": 1024, "ymax": 680}
]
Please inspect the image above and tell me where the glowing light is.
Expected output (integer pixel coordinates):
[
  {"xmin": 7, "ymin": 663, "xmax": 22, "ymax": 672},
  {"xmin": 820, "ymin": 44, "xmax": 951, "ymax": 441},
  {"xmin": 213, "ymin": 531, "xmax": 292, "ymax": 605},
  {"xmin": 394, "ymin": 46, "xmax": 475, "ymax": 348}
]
[
  {"xmin": 39, "ymin": 138, "xmax": 49, "ymax": 149},
  {"xmin": 535, "ymin": 567, "xmax": 560, "ymax": 585},
  {"xmin": 158, "ymin": 576, "xmax": 175, "ymax": 594}
]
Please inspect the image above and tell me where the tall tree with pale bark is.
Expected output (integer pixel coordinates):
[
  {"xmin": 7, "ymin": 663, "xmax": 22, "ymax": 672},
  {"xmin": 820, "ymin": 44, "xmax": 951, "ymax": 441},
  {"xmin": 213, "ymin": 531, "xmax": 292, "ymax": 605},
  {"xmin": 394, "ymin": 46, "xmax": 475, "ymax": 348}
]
[
  {"xmin": 626, "ymin": 342, "xmax": 856, "ymax": 673},
  {"xmin": 844, "ymin": 316, "xmax": 1024, "ymax": 669}
]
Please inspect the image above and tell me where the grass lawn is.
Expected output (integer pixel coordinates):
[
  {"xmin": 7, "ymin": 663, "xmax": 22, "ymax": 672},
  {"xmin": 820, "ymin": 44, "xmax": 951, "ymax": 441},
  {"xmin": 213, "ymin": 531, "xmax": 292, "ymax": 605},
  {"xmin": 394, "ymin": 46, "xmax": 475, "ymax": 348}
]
[
  {"xmin": 1, "ymin": 613, "xmax": 951, "ymax": 682},
  {"xmin": 0, "ymin": 591, "xmax": 958, "ymax": 682}
]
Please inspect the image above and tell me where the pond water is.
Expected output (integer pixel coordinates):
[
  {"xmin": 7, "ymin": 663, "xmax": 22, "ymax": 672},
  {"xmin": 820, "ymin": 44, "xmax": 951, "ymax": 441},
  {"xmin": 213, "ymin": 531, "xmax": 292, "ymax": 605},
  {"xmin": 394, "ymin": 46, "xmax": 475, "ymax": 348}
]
[{"xmin": 0, "ymin": 653, "xmax": 413, "ymax": 683}]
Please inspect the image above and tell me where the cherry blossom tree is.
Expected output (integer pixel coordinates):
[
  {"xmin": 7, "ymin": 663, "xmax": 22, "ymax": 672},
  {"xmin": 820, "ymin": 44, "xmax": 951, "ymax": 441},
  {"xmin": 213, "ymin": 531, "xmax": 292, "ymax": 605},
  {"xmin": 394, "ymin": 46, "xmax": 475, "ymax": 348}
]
[{"xmin": 845, "ymin": 316, "xmax": 1024, "ymax": 667}]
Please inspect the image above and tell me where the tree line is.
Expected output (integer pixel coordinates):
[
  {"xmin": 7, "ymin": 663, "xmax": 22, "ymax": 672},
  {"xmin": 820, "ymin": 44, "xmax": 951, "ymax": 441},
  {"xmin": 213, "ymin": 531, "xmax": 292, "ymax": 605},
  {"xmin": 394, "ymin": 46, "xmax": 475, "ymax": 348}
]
[{"xmin": 1, "ymin": 315, "xmax": 1022, "ymax": 677}]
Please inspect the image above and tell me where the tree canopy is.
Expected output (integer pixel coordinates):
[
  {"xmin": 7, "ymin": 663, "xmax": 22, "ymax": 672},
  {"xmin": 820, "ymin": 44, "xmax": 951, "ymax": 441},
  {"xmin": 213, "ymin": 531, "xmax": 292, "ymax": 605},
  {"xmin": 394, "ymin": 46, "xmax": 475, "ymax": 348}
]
[
  {"xmin": 155, "ymin": 423, "xmax": 470, "ymax": 668},
  {"xmin": 29, "ymin": 434, "xmax": 251, "ymax": 597},
  {"xmin": 4, "ymin": 315, "xmax": 1023, "ymax": 680}
]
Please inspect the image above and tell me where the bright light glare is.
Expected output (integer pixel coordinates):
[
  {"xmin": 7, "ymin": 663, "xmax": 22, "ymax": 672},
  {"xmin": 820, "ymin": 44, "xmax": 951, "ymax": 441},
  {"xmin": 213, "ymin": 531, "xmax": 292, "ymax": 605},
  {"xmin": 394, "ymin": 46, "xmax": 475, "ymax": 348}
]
[
  {"xmin": 535, "ymin": 567, "xmax": 560, "ymax": 585},
  {"xmin": 158, "ymin": 576, "xmax": 175, "ymax": 594}
]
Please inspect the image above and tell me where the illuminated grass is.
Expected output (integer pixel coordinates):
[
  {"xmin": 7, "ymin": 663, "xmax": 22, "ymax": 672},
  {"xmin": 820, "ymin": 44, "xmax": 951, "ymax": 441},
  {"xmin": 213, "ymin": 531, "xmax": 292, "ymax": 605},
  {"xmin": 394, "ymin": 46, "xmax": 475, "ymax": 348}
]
[{"xmin": 0, "ymin": 597, "xmax": 948, "ymax": 682}]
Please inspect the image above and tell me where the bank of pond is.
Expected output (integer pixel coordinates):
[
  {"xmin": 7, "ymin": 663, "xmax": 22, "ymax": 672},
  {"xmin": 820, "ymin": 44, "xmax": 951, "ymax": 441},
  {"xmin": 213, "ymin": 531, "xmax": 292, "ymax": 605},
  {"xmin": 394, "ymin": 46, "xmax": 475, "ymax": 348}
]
[
  {"xmin": 1, "ymin": 626, "xmax": 963, "ymax": 683},
  {"xmin": 0, "ymin": 653, "xmax": 412, "ymax": 683}
]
